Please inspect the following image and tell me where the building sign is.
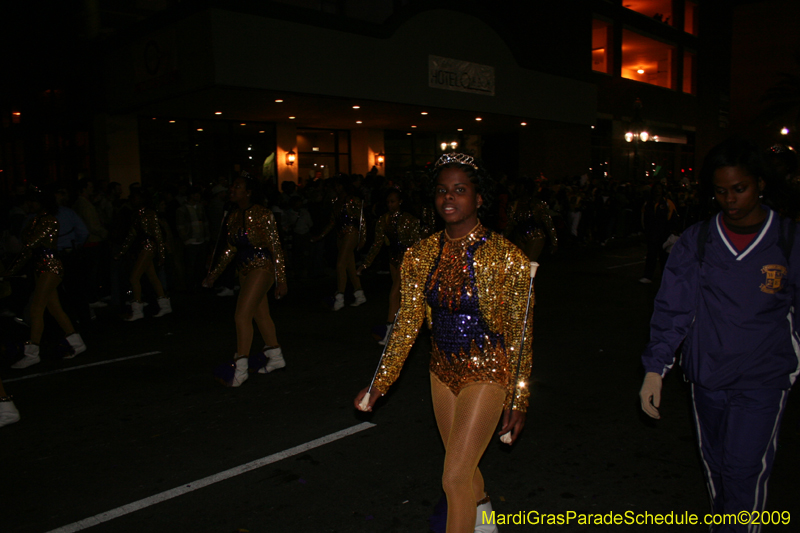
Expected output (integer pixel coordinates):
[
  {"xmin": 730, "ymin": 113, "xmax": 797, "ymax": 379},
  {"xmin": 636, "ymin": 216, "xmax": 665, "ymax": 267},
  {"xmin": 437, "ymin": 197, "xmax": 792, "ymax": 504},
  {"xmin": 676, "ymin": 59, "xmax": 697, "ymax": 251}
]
[{"xmin": 428, "ymin": 55, "xmax": 495, "ymax": 96}]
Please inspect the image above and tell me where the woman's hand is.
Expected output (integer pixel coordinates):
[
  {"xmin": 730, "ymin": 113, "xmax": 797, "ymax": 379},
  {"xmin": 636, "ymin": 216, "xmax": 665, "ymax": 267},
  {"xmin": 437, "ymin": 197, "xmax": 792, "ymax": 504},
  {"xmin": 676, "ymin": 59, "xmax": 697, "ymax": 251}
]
[
  {"xmin": 201, "ymin": 274, "xmax": 216, "ymax": 288},
  {"xmin": 356, "ymin": 265, "xmax": 365, "ymax": 276},
  {"xmin": 639, "ymin": 372, "xmax": 662, "ymax": 419},
  {"xmin": 498, "ymin": 409, "xmax": 526, "ymax": 445},
  {"xmin": 354, "ymin": 386, "xmax": 383, "ymax": 412},
  {"xmin": 275, "ymin": 281, "xmax": 288, "ymax": 299}
]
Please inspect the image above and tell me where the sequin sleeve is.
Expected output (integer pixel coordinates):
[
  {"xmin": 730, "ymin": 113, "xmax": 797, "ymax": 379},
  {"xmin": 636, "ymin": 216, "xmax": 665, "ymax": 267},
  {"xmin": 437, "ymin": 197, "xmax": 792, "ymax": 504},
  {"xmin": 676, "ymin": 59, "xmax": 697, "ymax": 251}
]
[
  {"xmin": 262, "ymin": 208, "xmax": 287, "ymax": 285},
  {"xmin": 498, "ymin": 248, "xmax": 535, "ymax": 412},
  {"xmin": 316, "ymin": 199, "xmax": 338, "ymax": 239},
  {"xmin": 536, "ymin": 202, "xmax": 558, "ymax": 248},
  {"xmin": 362, "ymin": 213, "xmax": 388, "ymax": 269},
  {"xmin": 142, "ymin": 209, "xmax": 166, "ymax": 264},
  {"xmin": 5, "ymin": 215, "xmax": 58, "ymax": 276},
  {"xmin": 208, "ymin": 213, "xmax": 237, "ymax": 281},
  {"xmin": 370, "ymin": 238, "xmax": 431, "ymax": 395},
  {"xmin": 118, "ymin": 215, "xmax": 138, "ymax": 257}
]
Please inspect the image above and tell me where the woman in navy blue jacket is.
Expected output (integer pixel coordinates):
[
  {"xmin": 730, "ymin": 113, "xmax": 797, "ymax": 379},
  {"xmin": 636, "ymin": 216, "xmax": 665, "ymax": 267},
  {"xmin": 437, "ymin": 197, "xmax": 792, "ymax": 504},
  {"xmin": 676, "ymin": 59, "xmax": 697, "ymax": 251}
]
[{"xmin": 639, "ymin": 138, "xmax": 799, "ymax": 532}]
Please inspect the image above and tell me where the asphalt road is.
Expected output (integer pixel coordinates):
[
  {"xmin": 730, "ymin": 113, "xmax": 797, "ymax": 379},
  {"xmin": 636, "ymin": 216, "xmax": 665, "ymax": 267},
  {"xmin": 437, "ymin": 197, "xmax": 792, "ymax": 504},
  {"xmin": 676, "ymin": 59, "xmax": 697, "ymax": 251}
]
[{"xmin": 2, "ymin": 240, "xmax": 798, "ymax": 533}]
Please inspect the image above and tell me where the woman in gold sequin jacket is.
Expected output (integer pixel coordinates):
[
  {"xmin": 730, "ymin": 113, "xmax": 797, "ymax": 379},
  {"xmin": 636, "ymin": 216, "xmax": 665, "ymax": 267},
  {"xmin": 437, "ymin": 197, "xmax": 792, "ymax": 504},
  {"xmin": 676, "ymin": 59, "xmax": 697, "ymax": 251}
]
[
  {"xmin": 505, "ymin": 181, "xmax": 558, "ymax": 261},
  {"xmin": 310, "ymin": 175, "xmax": 367, "ymax": 310},
  {"xmin": 2, "ymin": 189, "xmax": 86, "ymax": 368},
  {"xmin": 357, "ymin": 188, "xmax": 421, "ymax": 344},
  {"xmin": 115, "ymin": 189, "xmax": 171, "ymax": 320},
  {"xmin": 355, "ymin": 154, "xmax": 535, "ymax": 533},
  {"xmin": 203, "ymin": 176, "xmax": 288, "ymax": 387}
]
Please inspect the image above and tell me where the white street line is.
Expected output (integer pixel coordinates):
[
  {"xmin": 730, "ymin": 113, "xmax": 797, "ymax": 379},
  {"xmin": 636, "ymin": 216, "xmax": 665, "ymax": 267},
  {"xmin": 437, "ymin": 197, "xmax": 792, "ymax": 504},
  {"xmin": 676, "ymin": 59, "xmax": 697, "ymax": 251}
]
[
  {"xmin": 46, "ymin": 421, "xmax": 377, "ymax": 533},
  {"xmin": 606, "ymin": 260, "xmax": 645, "ymax": 270},
  {"xmin": 4, "ymin": 352, "xmax": 161, "ymax": 383}
]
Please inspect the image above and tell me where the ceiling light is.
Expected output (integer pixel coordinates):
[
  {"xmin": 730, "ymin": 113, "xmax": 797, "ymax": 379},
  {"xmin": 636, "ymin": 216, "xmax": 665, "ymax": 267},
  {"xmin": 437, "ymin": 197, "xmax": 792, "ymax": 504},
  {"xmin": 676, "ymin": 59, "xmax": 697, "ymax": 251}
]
[
  {"xmin": 356, "ymin": 121, "xmax": 362, "ymax": 124},
  {"xmin": 197, "ymin": 128, "xmax": 204, "ymax": 132},
  {"xmin": 457, "ymin": 128, "xmax": 463, "ymax": 132},
  {"xmin": 520, "ymin": 122, "xmax": 527, "ymax": 126},
  {"xmin": 289, "ymin": 116, "xmax": 296, "ymax": 120},
  {"xmin": 215, "ymin": 111, "xmax": 222, "ymax": 115},
  {"xmin": 421, "ymin": 112, "xmax": 428, "ymax": 115},
  {"xmin": 259, "ymin": 130, "xmax": 265, "ymax": 133},
  {"xmin": 275, "ymin": 99, "xmax": 283, "ymax": 103},
  {"xmin": 637, "ymin": 69, "xmax": 645, "ymax": 74},
  {"xmin": 169, "ymin": 120, "xmax": 176, "ymax": 123},
  {"xmin": 352, "ymin": 105, "xmax": 360, "ymax": 109},
  {"xmin": 475, "ymin": 117, "xmax": 482, "ymax": 121},
  {"xmin": 407, "ymin": 132, "xmax": 412, "ymax": 135},
  {"xmin": 411, "ymin": 125, "xmax": 417, "ymax": 128}
]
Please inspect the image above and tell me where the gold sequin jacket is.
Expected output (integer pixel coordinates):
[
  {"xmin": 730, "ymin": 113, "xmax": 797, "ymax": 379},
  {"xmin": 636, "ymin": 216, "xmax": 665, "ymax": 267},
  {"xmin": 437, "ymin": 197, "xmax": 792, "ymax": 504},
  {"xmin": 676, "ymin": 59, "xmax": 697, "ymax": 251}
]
[
  {"xmin": 506, "ymin": 199, "xmax": 558, "ymax": 248},
  {"xmin": 209, "ymin": 204, "xmax": 287, "ymax": 282},
  {"xmin": 6, "ymin": 214, "xmax": 64, "ymax": 278},
  {"xmin": 372, "ymin": 224, "xmax": 535, "ymax": 412},
  {"xmin": 362, "ymin": 211, "xmax": 421, "ymax": 269},
  {"xmin": 317, "ymin": 196, "xmax": 366, "ymax": 241},
  {"xmin": 119, "ymin": 207, "xmax": 166, "ymax": 264}
]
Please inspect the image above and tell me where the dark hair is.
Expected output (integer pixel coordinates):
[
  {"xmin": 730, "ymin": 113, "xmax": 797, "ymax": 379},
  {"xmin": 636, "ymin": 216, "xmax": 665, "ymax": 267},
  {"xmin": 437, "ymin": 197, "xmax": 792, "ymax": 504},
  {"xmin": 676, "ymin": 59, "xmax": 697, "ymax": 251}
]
[
  {"xmin": 431, "ymin": 159, "xmax": 495, "ymax": 220},
  {"xmin": 234, "ymin": 175, "xmax": 266, "ymax": 206},
  {"xmin": 699, "ymin": 137, "xmax": 786, "ymax": 216}
]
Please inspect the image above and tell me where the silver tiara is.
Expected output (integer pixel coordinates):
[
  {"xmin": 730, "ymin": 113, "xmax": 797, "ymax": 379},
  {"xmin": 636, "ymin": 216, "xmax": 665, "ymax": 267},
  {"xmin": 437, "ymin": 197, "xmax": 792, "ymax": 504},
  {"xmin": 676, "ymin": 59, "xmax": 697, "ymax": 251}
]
[{"xmin": 434, "ymin": 152, "xmax": 478, "ymax": 170}]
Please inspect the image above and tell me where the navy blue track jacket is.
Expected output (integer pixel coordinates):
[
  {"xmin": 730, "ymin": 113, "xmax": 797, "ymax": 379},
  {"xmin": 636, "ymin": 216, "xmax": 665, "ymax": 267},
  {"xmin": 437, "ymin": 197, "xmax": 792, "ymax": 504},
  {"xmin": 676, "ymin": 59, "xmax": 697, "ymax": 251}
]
[{"xmin": 642, "ymin": 207, "xmax": 800, "ymax": 390}]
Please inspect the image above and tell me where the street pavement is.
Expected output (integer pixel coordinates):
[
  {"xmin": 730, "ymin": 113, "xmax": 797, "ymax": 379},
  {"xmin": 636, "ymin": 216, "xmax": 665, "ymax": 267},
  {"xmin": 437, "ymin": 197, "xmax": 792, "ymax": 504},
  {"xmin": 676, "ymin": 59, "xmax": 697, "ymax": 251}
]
[{"xmin": 1, "ymin": 240, "xmax": 798, "ymax": 533}]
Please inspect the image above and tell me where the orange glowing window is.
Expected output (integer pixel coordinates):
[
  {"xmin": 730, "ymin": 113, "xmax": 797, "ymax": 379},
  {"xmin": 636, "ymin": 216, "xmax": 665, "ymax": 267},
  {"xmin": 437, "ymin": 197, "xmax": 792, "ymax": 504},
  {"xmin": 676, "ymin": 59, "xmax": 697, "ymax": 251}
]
[
  {"xmin": 683, "ymin": 51, "xmax": 696, "ymax": 94},
  {"xmin": 592, "ymin": 19, "xmax": 612, "ymax": 74},
  {"xmin": 684, "ymin": 1, "xmax": 698, "ymax": 35},
  {"xmin": 623, "ymin": 0, "xmax": 674, "ymax": 26},
  {"xmin": 621, "ymin": 29, "xmax": 676, "ymax": 90}
]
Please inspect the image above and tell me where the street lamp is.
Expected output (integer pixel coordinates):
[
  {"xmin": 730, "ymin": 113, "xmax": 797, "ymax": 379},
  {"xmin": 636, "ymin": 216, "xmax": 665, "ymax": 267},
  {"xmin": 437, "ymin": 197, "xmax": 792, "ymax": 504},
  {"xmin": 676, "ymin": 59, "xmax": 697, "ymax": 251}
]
[{"xmin": 625, "ymin": 98, "xmax": 650, "ymax": 180}]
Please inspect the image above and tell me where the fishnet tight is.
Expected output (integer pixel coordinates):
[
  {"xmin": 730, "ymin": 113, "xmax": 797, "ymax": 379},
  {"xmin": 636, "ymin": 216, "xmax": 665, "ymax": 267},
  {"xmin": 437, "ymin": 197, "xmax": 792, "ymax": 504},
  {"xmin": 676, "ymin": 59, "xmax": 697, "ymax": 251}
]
[{"xmin": 431, "ymin": 373, "xmax": 505, "ymax": 533}]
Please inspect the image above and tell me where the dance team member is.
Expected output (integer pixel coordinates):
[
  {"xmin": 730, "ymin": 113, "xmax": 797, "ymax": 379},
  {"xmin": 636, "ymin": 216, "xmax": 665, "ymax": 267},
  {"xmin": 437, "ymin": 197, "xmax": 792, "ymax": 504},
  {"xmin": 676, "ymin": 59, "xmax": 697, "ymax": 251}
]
[
  {"xmin": 2, "ymin": 189, "xmax": 86, "ymax": 367},
  {"xmin": 311, "ymin": 175, "xmax": 367, "ymax": 310},
  {"xmin": 640, "ymin": 138, "xmax": 800, "ymax": 533},
  {"xmin": 355, "ymin": 153, "xmax": 534, "ymax": 533},
  {"xmin": 505, "ymin": 181, "xmax": 558, "ymax": 261},
  {"xmin": 115, "ymin": 189, "xmax": 171, "ymax": 320},
  {"xmin": 357, "ymin": 188, "xmax": 421, "ymax": 345},
  {"xmin": 204, "ymin": 176, "xmax": 287, "ymax": 387}
]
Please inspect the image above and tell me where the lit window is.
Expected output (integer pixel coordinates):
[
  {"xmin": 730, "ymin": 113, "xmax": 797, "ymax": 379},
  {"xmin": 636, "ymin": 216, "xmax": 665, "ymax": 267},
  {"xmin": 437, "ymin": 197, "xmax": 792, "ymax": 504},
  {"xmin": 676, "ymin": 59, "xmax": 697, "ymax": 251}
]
[
  {"xmin": 683, "ymin": 51, "xmax": 696, "ymax": 94},
  {"xmin": 684, "ymin": 1, "xmax": 698, "ymax": 35},
  {"xmin": 592, "ymin": 19, "xmax": 612, "ymax": 74},
  {"xmin": 621, "ymin": 30, "xmax": 676, "ymax": 89},
  {"xmin": 623, "ymin": 0, "xmax": 673, "ymax": 27}
]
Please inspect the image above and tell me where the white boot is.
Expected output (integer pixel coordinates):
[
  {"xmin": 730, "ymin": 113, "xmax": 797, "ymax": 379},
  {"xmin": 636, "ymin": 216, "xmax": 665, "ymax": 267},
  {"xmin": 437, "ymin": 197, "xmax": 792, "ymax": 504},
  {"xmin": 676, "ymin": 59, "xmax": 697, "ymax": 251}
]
[
  {"xmin": 11, "ymin": 343, "xmax": 40, "ymax": 369},
  {"xmin": 231, "ymin": 356, "xmax": 249, "ymax": 387},
  {"xmin": 0, "ymin": 400, "xmax": 20, "ymax": 428},
  {"xmin": 153, "ymin": 297, "xmax": 172, "ymax": 317},
  {"xmin": 125, "ymin": 301, "xmax": 144, "ymax": 321},
  {"xmin": 332, "ymin": 292, "xmax": 345, "ymax": 311},
  {"xmin": 64, "ymin": 333, "xmax": 86, "ymax": 358},
  {"xmin": 260, "ymin": 346, "xmax": 286, "ymax": 373},
  {"xmin": 476, "ymin": 497, "xmax": 499, "ymax": 533},
  {"xmin": 351, "ymin": 289, "xmax": 366, "ymax": 307}
]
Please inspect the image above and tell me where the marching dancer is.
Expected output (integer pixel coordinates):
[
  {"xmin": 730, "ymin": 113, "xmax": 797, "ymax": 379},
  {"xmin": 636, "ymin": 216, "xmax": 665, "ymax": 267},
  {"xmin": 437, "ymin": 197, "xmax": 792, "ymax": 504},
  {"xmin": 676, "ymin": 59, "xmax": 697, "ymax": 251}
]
[
  {"xmin": 355, "ymin": 154, "xmax": 535, "ymax": 533},
  {"xmin": 203, "ymin": 176, "xmax": 287, "ymax": 387}
]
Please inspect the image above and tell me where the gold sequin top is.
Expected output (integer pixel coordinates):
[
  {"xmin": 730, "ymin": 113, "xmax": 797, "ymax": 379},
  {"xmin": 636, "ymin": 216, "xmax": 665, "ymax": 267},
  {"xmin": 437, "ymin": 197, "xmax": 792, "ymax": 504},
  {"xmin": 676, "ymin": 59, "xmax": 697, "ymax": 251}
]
[
  {"xmin": 317, "ymin": 196, "xmax": 366, "ymax": 241},
  {"xmin": 372, "ymin": 223, "xmax": 535, "ymax": 412},
  {"xmin": 209, "ymin": 204, "xmax": 287, "ymax": 283},
  {"xmin": 119, "ymin": 207, "xmax": 166, "ymax": 264},
  {"xmin": 506, "ymin": 199, "xmax": 558, "ymax": 248},
  {"xmin": 362, "ymin": 211, "xmax": 421, "ymax": 269},
  {"xmin": 6, "ymin": 214, "xmax": 64, "ymax": 278}
]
